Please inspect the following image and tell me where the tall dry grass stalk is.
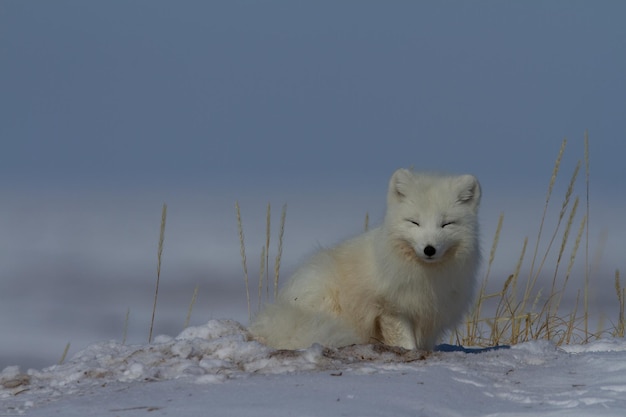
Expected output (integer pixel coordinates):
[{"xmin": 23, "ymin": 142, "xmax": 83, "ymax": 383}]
[
  {"xmin": 524, "ymin": 159, "xmax": 579, "ymax": 312},
  {"xmin": 265, "ymin": 203, "xmax": 271, "ymax": 299},
  {"xmin": 364, "ymin": 212, "xmax": 370, "ymax": 232},
  {"xmin": 552, "ymin": 214, "xmax": 586, "ymax": 320},
  {"xmin": 513, "ymin": 145, "xmax": 579, "ymax": 340},
  {"xmin": 258, "ymin": 245, "xmax": 266, "ymax": 308},
  {"xmin": 59, "ymin": 342, "xmax": 71, "ymax": 365},
  {"xmin": 615, "ymin": 270, "xmax": 625, "ymax": 338},
  {"xmin": 274, "ymin": 204, "xmax": 287, "ymax": 300},
  {"xmin": 184, "ymin": 285, "xmax": 200, "ymax": 329},
  {"xmin": 149, "ymin": 203, "xmax": 167, "ymax": 343},
  {"xmin": 123, "ymin": 308, "xmax": 130, "ymax": 344},
  {"xmin": 236, "ymin": 202, "xmax": 287, "ymax": 320},
  {"xmin": 528, "ymin": 138, "xmax": 566, "ymax": 281},
  {"xmin": 550, "ymin": 196, "xmax": 579, "ymax": 297},
  {"xmin": 584, "ymin": 131, "xmax": 590, "ymax": 337},
  {"xmin": 503, "ymin": 237, "xmax": 527, "ymax": 345},
  {"xmin": 235, "ymin": 202, "xmax": 251, "ymax": 321},
  {"xmin": 463, "ymin": 213, "xmax": 503, "ymax": 344},
  {"xmin": 457, "ymin": 134, "xmax": 622, "ymax": 347}
]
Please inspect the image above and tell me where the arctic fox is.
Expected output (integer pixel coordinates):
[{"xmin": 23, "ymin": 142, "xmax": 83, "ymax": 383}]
[{"xmin": 250, "ymin": 169, "xmax": 481, "ymax": 351}]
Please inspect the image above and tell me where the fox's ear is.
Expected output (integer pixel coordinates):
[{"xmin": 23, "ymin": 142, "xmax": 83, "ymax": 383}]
[
  {"xmin": 389, "ymin": 168, "xmax": 413, "ymax": 200},
  {"xmin": 456, "ymin": 175, "xmax": 481, "ymax": 207}
]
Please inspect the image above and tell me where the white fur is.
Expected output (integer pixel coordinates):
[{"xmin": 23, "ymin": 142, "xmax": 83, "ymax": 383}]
[{"xmin": 250, "ymin": 169, "xmax": 481, "ymax": 351}]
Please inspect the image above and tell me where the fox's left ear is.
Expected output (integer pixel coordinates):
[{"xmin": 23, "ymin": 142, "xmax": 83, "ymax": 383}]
[{"xmin": 456, "ymin": 175, "xmax": 481, "ymax": 207}]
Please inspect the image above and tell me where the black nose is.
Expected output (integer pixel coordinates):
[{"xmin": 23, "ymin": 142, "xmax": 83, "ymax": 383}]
[{"xmin": 424, "ymin": 245, "xmax": 436, "ymax": 257}]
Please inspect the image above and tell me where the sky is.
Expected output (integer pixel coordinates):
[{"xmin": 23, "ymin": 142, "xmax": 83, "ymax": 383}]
[
  {"xmin": 1, "ymin": 1, "xmax": 625, "ymax": 192},
  {"xmin": 1, "ymin": 1, "xmax": 625, "ymax": 369}
]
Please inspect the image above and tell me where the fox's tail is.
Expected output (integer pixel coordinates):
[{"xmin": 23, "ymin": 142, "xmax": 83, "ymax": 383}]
[{"xmin": 249, "ymin": 302, "xmax": 360, "ymax": 350}]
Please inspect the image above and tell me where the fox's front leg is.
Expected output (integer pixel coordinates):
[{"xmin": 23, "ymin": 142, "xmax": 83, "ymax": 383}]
[{"xmin": 377, "ymin": 313, "xmax": 417, "ymax": 350}]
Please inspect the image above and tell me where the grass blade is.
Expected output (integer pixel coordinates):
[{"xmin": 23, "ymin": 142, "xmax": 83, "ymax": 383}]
[
  {"xmin": 274, "ymin": 204, "xmax": 287, "ymax": 300},
  {"xmin": 149, "ymin": 203, "xmax": 167, "ymax": 343},
  {"xmin": 235, "ymin": 202, "xmax": 251, "ymax": 322}
]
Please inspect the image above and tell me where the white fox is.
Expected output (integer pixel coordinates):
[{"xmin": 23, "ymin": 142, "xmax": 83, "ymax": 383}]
[{"xmin": 250, "ymin": 169, "xmax": 481, "ymax": 351}]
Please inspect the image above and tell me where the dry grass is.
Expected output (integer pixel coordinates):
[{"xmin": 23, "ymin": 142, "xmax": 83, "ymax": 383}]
[
  {"xmin": 236, "ymin": 203, "xmax": 287, "ymax": 319},
  {"xmin": 235, "ymin": 202, "xmax": 251, "ymax": 321},
  {"xmin": 274, "ymin": 204, "xmax": 287, "ymax": 300},
  {"xmin": 58, "ymin": 342, "xmax": 71, "ymax": 365},
  {"xmin": 614, "ymin": 270, "xmax": 625, "ymax": 338},
  {"xmin": 456, "ymin": 134, "xmax": 622, "ymax": 347},
  {"xmin": 137, "ymin": 133, "xmax": 617, "ymax": 348},
  {"xmin": 148, "ymin": 203, "xmax": 167, "ymax": 343},
  {"xmin": 184, "ymin": 285, "xmax": 200, "ymax": 329},
  {"xmin": 123, "ymin": 307, "xmax": 130, "ymax": 344},
  {"xmin": 265, "ymin": 204, "xmax": 271, "ymax": 299},
  {"xmin": 233, "ymin": 133, "xmax": 621, "ymax": 347}
]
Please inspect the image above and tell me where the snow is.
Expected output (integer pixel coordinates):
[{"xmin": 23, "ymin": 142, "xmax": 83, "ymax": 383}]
[{"xmin": 2, "ymin": 320, "xmax": 626, "ymax": 416}]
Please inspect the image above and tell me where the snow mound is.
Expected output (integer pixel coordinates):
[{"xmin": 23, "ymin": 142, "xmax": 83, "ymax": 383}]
[
  {"xmin": 561, "ymin": 338, "xmax": 626, "ymax": 353},
  {"xmin": 0, "ymin": 320, "xmax": 426, "ymax": 404},
  {"xmin": 4, "ymin": 320, "xmax": 626, "ymax": 416}
]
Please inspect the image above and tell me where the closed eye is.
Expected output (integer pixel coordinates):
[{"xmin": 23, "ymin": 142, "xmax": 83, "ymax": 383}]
[
  {"xmin": 407, "ymin": 219, "xmax": 420, "ymax": 227},
  {"xmin": 441, "ymin": 221, "xmax": 456, "ymax": 228}
]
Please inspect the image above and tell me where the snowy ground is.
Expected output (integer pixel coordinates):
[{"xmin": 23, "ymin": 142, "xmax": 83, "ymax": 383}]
[
  {"xmin": 3, "ymin": 319, "xmax": 626, "ymax": 417},
  {"xmin": 2, "ymin": 189, "xmax": 624, "ymax": 415}
]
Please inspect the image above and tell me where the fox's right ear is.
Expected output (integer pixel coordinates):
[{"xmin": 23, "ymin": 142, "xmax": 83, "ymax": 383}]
[{"xmin": 389, "ymin": 168, "xmax": 413, "ymax": 200}]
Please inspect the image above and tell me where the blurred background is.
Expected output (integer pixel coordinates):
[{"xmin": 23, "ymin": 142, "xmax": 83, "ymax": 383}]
[{"xmin": 1, "ymin": 1, "xmax": 624, "ymax": 370}]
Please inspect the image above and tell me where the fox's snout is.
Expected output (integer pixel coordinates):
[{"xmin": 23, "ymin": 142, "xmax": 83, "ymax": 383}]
[
  {"xmin": 416, "ymin": 241, "xmax": 453, "ymax": 262},
  {"xmin": 423, "ymin": 245, "xmax": 437, "ymax": 258},
  {"xmin": 419, "ymin": 243, "xmax": 443, "ymax": 262}
]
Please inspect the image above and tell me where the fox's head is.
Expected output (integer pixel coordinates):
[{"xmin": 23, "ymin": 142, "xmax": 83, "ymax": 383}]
[{"xmin": 383, "ymin": 169, "xmax": 481, "ymax": 265}]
